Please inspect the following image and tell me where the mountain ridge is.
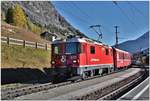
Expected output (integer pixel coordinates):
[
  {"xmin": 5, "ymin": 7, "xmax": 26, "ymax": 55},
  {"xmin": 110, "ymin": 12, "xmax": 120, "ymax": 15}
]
[{"xmin": 117, "ymin": 31, "xmax": 149, "ymax": 53}]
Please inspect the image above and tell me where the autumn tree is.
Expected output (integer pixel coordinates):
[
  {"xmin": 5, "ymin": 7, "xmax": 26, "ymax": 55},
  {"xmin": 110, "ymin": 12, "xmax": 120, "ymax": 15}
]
[{"xmin": 12, "ymin": 4, "xmax": 28, "ymax": 28}]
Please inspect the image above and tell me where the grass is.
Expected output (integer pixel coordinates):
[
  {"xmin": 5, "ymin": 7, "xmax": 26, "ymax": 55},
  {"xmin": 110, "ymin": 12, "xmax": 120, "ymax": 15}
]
[
  {"xmin": 1, "ymin": 23, "xmax": 47, "ymax": 43},
  {"xmin": 1, "ymin": 44, "xmax": 51, "ymax": 69}
]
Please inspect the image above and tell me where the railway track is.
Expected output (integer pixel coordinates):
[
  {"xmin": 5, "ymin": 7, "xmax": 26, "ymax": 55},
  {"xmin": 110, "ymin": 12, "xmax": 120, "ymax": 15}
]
[
  {"xmin": 98, "ymin": 73, "xmax": 148, "ymax": 100},
  {"xmin": 12, "ymin": 68, "xmax": 141, "ymax": 100},
  {"xmin": 48, "ymin": 69, "xmax": 143, "ymax": 100},
  {"xmin": 1, "ymin": 81, "xmax": 70, "ymax": 100},
  {"xmin": 1, "ymin": 68, "xmax": 129, "ymax": 100}
]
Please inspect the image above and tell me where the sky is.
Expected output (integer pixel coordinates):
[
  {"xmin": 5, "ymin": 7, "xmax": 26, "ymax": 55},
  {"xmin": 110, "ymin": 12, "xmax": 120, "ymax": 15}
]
[{"xmin": 52, "ymin": 1, "xmax": 149, "ymax": 46}]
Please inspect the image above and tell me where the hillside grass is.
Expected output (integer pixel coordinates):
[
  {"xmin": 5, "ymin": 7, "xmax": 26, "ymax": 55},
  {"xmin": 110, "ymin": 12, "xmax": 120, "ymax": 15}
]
[
  {"xmin": 1, "ymin": 43, "xmax": 51, "ymax": 69},
  {"xmin": 1, "ymin": 23, "xmax": 47, "ymax": 43}
]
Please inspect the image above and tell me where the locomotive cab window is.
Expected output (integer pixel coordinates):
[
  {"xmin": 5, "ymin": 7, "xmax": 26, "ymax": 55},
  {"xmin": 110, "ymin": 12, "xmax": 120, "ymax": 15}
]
[
  {"xmin": 90, "ymin": 46, "xmax": 95, "ymax": 54},
  {"xmin": 65, "ymin": 42, "xmax": 81, "ymax": 54},
  {"xmin": 52, "ymin": 43, "xmax": 81, "ymax": 54}
]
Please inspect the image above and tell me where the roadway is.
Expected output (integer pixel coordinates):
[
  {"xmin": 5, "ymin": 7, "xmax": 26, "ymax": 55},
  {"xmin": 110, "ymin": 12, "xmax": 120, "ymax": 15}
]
[{"xmin": 118, "ymin": 77, "xmax": 149, "ymax": 100}]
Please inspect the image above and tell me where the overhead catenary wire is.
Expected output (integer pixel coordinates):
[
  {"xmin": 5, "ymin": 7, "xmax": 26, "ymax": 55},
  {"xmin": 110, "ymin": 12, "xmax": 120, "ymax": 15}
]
[
  {"xmin": 69, "ymin": 2, "xmax": 104, "ymax": 40},
  {"xmin": 127, "ymin": 1, "xmax": 147, "ymax": 19},
  {"xmin": 69, "ymin": 2, "xmax": 129, "ymax": 43},
  {"xmin": 126, "ymin": 1, "xmax": 148, "ymax": 25},
  {"xmin": 57, "ymin": 5, "xmax": 91, "ymax": 26},
  {"xmin": 112, "ymin": 1, "xmax": 147, "ymax": 40},
  {"xmin": 71, "ymin": 2, "xmax": 113, "ymax": 35},
  {"xmin": 113, "ymin": 1, "xmax": 140, "ymax": 31},
  {"xmin": 71, "ymin": 1, "xmax": 93, "ymax": 21},
  {"xmin": 112, "ymin": 1, "xmax": 147, "ymax": 45}
]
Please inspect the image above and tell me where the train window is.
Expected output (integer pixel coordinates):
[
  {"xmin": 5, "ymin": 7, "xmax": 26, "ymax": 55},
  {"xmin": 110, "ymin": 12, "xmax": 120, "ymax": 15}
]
[
  {"xmin": 125, "ymin": 54, "xmax": 127, "ymax": 59},
  {"xmin": 119, "ymin": 53, "xmax": 124, "ymax": 59},
  {"xmin": 54, "ymin": 46, "xmax": 59, "ymax": 54},
  {"xmin": 90, "ymin": 46, "xmax": 95, "ymax": 54},
  {"xmin": 110, "ymin": 50, "xmax": 113, "ymax": 56},
  {"xmin": 53, "ymin": 44, "xmax": 62, "ymax": 54},
  {"xmin": 81, "ymin": 44, "xmax": 86, "ymax": 53},
  {"xmin": 105, "ymin": 48, "xmax": 109, "ymax": 55},
  {"xmin": 65, "ymin": 42, "xmax": 80, "ymax": 54},
  {"xmin": 77, "ymin": 43, "xmax": 82, "ymax": 53}
]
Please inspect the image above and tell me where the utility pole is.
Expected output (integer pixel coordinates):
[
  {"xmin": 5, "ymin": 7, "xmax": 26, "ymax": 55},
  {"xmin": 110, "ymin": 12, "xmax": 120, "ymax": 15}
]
[{"xmin": 114, "ymin": 26, "xmax": 119, "ymax": 47}]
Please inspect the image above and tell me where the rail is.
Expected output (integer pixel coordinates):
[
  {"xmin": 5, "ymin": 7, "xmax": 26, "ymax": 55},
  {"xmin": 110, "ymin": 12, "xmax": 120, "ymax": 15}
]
[
  {"xmin": 1, "ymin": 68, "xmax": 129, "ymax": 100},
  {"xmin": 99, "ymin": 73, "xmax": 145, "ymax": 100},
  {"xmin": 70, "ymin": 71, "xmax": 142, "ymax": 100},
  {"xmin": 117, "ymin": 77, "xmax": 149, "ymax": 100}
]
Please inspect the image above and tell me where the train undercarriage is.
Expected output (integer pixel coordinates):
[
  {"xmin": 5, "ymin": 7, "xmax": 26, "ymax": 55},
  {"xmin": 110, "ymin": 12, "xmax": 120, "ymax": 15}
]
[{"xmin": 51, "ymin": 65, "xmax": 126, "ymax": 83}]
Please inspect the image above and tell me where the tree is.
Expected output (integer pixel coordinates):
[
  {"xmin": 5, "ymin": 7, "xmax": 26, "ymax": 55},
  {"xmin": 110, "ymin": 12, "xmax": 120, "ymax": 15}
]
[
  {"xmin": 12, "ymin": 4, "xmax": 28, "ymax": 28},
  {"xmin": 6, "ymin": 7, "xmax": 14, "ymax": 24}
]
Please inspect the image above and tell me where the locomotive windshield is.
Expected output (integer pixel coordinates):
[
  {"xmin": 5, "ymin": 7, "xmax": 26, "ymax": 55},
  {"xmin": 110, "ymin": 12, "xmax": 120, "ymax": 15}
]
[
  {"xmin": 65, "ymin": 42, "xmax": 80, "ymax": 54},
  {"xmin": 52, "ymin": 42, "xmax": 81, "ymax": 54}
]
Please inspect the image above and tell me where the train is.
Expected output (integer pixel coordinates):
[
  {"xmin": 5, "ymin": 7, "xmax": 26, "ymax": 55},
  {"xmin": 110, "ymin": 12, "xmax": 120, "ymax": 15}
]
[{"xmin": 51, "ymin": 36, "xmax": 132, "ymax": 82}]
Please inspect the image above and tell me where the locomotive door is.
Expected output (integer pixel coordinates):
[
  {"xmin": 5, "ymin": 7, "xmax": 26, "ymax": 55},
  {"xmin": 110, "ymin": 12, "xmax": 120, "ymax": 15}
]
[{"xmin": 79, "ymin": 43, "xmax": 88, "ymax": 66}]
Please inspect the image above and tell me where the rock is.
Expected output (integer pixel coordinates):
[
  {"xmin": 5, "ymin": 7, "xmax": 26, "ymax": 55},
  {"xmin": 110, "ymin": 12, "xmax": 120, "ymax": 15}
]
[{"xmin": 1, "ymin": 1, "xmax": 85, "ymax": 37}]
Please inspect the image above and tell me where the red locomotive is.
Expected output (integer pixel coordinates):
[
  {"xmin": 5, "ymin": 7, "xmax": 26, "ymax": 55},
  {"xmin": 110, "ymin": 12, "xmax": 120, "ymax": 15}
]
[{"xmin": 51, "ymin": 36, "xmax": 132, "ymax": 81}]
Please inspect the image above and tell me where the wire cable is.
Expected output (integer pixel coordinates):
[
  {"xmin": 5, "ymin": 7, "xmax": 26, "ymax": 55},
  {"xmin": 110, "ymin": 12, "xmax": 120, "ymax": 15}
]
[
  {"xmin": 113, "ymin": 1, "xmax": 140, "ymax": 30},
  {"xmin": 127, "ymin": 1, "xmax": 147, "ymax": 19},
  {"xmin": 71, "ymin": 1, "xmax": 113, "ymax": 34}
]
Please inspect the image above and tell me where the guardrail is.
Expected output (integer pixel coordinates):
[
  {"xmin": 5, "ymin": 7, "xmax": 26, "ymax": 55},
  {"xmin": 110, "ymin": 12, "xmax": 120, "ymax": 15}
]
[{"xmin": 1, "ymin": 36, "xmax": 51, "ymax": 50}]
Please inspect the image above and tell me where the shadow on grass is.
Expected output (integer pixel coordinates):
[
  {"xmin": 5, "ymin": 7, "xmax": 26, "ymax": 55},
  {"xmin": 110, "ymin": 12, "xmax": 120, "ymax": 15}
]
[{"xmin": 1, "ymin": 67, "xmax": 54, "ymax": 85}]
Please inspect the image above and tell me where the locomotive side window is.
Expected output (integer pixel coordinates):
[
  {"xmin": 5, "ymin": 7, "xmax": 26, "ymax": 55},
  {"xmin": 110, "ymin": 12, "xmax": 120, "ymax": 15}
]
[
  {"xmin": 105, "ymin": 48, "xmax": 109, "ymax": 55},
  {"xmin": 53, "ymin": 44, "xmax": 62, "ymax": 54},
  {"xmin": 54, "ymin": 46, "xmax": 59, "ymax": 54},
  {"xmin": 90, "ymin": 46, "xmax": 95, "ymax": 54},
  {"xmin": 119, "ymin": 53, "xmax": 124, "ymax": 59},
  {"xmin": 76, "ymin": 43, "xmax": 82, "ymax": 53},
  {"xmin": 110, "ymin": 49, "xmax": 113, "ymax": 56}
]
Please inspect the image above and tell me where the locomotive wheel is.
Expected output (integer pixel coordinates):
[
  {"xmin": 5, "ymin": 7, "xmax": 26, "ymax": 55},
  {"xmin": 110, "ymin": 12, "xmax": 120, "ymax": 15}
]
[{"xmin": 81, "ymin": 72, "xmax": 88, "ymax": 80}]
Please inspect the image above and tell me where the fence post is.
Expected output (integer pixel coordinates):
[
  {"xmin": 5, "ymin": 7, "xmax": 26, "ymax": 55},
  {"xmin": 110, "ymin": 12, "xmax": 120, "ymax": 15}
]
[
  {"xmin": 35, "ymin": 42, "xmax": 37, "ymax": 48},
  {"xmin": 23, "ymin": 40, "xmax": 25, "ymax": 48},
  {"xmin": 45, "ymin": 43, "xmax": 47, "ymax": 50},
  {"xmin": 7, "ymin": 37, "xmax": 9, "ymax": 45}
]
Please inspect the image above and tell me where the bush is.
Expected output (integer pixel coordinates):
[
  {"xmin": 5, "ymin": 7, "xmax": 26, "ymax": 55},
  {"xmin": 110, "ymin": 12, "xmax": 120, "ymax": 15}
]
[{"xmin": 27, "ymin": 20, "xmax": 43, "ymax": 34}]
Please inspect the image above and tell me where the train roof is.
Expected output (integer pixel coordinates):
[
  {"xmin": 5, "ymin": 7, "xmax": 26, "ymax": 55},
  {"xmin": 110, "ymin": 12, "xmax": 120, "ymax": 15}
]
[
  {"xmin": 114, "ymin": 48, "xmax": 131, "ymax": 54},
  {"xmin": 52, "ymin": 36, "xmax": 131, "ymax": 54},
  {"xmin": 52, "ymin": 36, "xmax": 111, "ymax": 48}
]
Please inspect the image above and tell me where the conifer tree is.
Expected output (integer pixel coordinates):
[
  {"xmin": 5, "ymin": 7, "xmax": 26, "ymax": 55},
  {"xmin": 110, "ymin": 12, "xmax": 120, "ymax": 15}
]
[
  {"xmin": 6, "ymin": 7, "xmax": 14, "ymax": 24},
  {"xmin": 12, "ymin": 4, "xmax": 28, "ymax": 28}
]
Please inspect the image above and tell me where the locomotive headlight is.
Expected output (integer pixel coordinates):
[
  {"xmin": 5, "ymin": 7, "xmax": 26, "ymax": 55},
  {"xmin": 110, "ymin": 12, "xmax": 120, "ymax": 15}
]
[
  {"xmin": 52, "ymin": 61, "xmax": 55, "ymax": 64},
  {"xmin": 73, "ymin": 60, "xmax": 77, "ymax": 63}
]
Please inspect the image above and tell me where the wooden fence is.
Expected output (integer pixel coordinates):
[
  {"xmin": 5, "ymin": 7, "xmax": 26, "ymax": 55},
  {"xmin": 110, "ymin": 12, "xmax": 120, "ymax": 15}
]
[{"xmin": 1, "ymin": 36, "xmax": 51, "ymax": 50}]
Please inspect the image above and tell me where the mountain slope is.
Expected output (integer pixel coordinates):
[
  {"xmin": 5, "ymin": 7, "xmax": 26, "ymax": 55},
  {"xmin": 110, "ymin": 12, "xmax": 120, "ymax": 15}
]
[
  {"xmin": 117, "ymin": 32, "xmax": 149, "ymax": 53},
  {"xmin": 1, "ymin": 1, "xmax": 85, "ymax": 38}
]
